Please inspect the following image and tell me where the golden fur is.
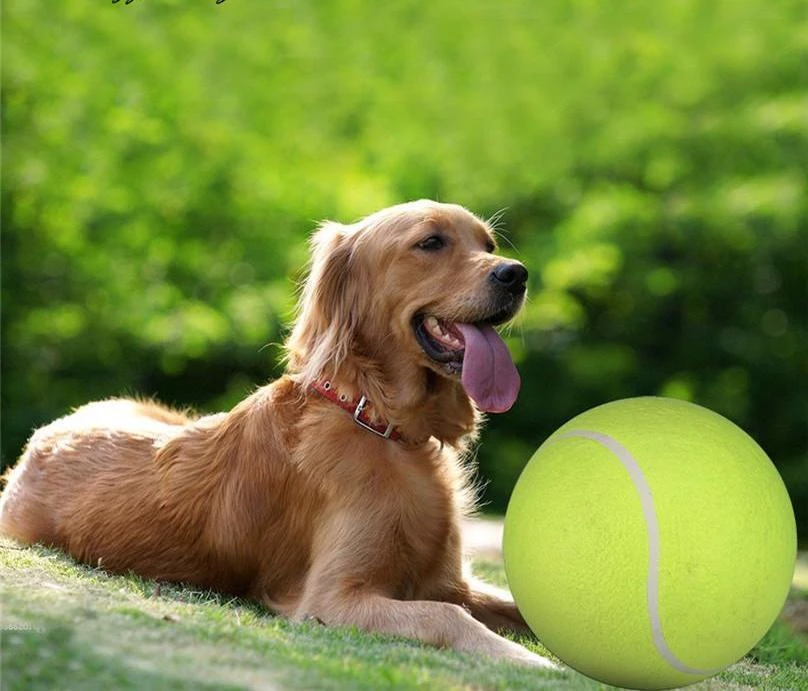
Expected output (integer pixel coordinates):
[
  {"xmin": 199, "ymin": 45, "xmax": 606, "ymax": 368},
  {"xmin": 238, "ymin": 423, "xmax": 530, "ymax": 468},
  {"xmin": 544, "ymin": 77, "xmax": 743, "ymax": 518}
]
[{"xmin": 0, "ymin": 200, "xmax": 554, "ymax": 667}]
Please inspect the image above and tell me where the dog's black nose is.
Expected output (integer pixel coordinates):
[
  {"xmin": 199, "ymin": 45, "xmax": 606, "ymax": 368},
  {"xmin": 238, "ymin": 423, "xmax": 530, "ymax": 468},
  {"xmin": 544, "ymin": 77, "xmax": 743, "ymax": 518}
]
[{"xmin": 490, "ymin": 261, "xmax": 528, "ymax": 295}]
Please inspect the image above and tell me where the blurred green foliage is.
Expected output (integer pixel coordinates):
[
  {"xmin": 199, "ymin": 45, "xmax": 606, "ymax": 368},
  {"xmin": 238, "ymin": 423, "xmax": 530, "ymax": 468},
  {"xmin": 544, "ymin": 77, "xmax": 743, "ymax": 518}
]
[{"xmin": 2, "ymin": 1, "xmax": 806, "ymax": 538}]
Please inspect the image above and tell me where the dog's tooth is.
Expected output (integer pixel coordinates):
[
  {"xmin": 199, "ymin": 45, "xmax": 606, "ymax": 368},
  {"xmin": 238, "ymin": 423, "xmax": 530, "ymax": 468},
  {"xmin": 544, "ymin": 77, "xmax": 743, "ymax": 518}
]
[{"xmin": 426, "ymin": 316, "xmax": 439, "ymax": 332}]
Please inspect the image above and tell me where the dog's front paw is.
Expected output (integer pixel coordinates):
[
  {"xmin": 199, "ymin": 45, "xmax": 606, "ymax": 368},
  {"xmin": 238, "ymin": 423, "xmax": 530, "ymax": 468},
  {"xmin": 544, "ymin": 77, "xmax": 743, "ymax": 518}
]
[
  {"xmin": 517, "ymin": 648, "xmax": 562, "ymax": 670},
  {"xmin": 484, "ymin": 633, "xmax": 562, "ymax": 671},
  {"xmin": 504, "ymin": 642, "xmax": 561, "ymax": 670}
]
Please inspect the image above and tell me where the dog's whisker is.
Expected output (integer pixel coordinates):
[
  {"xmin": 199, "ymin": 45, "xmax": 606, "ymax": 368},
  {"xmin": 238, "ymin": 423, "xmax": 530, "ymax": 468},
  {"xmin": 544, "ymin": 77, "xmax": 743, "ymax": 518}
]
[
  {"xmin": 493, "ymin": 229, "xmax": 520, "ymax": 256},
  {"xmin": 485, "ymin": 207, "xmax": 509, "ymax": 232}
]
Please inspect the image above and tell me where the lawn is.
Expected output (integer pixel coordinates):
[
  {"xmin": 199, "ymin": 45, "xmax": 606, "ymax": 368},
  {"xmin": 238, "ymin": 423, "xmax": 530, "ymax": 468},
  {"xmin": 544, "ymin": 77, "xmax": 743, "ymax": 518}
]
[{"xmin": 1, "ymin": 538, "xmax": 806, "ymax": 690}]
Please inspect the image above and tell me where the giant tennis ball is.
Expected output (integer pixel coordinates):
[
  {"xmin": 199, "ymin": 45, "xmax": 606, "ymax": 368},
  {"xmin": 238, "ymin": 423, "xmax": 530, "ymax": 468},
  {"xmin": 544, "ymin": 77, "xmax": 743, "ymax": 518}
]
[{"xmin": 504, "ymin": 397, "xmax": 796, "ymax": 690}]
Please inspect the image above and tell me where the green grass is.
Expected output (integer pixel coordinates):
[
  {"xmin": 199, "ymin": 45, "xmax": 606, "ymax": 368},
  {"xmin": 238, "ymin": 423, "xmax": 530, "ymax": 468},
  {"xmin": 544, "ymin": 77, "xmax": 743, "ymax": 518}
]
[{"xmin": 1, "ymin": 540, "xmax": 806, "ymax": 690}]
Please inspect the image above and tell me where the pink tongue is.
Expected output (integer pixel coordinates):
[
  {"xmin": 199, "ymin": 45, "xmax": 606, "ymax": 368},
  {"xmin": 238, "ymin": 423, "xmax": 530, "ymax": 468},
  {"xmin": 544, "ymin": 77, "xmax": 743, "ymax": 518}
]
[{"xmin": 456, "ymin": 324, "xmax": 521, "ymax": 413}]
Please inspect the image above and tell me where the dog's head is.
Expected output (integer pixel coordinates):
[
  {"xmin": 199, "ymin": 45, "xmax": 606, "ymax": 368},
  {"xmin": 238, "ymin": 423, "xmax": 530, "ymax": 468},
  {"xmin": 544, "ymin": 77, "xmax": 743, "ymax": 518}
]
[{"xmin": 286, "ymin": 200, "xmax": 527, "ymax": 414}]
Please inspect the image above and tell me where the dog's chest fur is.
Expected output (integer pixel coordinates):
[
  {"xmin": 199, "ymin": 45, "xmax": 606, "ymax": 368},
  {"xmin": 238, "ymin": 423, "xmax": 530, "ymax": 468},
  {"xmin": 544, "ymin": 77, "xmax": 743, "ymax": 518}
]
[
  {"xmin": 285, "ymin": 418, "xmax": 462, "ymax": 599},
  {"xmin": 378, "ymin": 444, "xmax": 460, "ymax": 597}
]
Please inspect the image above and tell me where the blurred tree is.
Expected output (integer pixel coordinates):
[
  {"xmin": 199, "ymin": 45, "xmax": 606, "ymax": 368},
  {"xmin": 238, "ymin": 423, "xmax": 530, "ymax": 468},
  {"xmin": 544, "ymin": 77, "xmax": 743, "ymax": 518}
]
[{"xmin": 2, "ymin": 0, "xmax": 806, "ymax": 539}]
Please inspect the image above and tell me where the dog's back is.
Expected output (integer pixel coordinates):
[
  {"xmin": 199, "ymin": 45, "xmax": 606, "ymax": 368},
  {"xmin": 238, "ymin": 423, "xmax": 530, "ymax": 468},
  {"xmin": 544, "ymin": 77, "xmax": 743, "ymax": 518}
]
[
  {"xmin": 0, "ymin": 399, "xmax": 191, "ymax": 563},
  {"xmin": 0, "ymin": 383, "xmax": 318, "ymax": 599}
]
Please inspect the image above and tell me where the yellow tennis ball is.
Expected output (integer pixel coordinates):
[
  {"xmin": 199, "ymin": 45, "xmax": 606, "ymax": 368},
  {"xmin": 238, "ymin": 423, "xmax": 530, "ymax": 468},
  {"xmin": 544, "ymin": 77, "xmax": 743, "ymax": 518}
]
[{"xmin": 504, "ymin": 397, "xmax": 796, "ymax": 690}]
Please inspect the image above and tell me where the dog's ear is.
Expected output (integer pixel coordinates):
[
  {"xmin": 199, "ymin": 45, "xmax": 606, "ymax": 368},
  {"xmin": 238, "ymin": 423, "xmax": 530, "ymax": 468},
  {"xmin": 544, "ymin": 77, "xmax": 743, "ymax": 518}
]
[{"xmin": 285, "ymin": 221, "xmax": 367, "ymax": 385}]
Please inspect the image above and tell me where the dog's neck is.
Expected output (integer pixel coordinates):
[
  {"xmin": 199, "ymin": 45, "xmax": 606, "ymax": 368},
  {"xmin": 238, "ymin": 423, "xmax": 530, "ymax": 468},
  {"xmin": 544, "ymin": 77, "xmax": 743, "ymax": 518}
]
[
  {"xmin": 309, "ymin": 378, "xmax": 403, "ymax": 442},
  {"xmin": 305, "ymin": 358, "xmax": 480, "ymax": 448}
]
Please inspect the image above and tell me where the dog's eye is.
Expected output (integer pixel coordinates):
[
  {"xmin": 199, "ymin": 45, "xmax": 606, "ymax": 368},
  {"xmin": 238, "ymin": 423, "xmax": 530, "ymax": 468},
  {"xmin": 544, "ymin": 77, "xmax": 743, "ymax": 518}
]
[
  {"xmin": 417, "ymin": 235, "xmax": 446, "ymax": 252},
  {"xmin": 485, "ymin": 239, "xmax": 496, "ymax": 253}
]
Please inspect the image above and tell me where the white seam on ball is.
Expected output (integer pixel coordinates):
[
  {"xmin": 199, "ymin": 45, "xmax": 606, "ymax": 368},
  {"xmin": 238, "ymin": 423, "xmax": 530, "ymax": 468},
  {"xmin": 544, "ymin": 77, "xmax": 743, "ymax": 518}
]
[{"xmin": 559, "ymin": 429, "xmax": 722, "ymax": 677}]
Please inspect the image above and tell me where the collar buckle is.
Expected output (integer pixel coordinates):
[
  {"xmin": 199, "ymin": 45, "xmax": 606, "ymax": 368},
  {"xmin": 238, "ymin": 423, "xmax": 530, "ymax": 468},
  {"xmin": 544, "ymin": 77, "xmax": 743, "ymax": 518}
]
[
  {"xmin": 353, "ymin": 396, "xmax": 394, "ymax": 439},
  {"xmin": 310, "ymin": 380, "xmax": 401, "ymax": 442}
]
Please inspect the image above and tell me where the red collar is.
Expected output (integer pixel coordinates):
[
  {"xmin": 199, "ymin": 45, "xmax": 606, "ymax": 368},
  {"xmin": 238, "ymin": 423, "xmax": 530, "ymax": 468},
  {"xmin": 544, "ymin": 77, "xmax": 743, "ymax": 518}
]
[{"xmin": 309, "ymin": 380, "xmax": 403, "ymax": 442}]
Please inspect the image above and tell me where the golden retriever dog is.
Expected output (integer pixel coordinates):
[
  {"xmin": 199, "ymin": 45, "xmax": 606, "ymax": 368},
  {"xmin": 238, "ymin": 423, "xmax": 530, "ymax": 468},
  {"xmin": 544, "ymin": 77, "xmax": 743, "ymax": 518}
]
[{"xmin": 0, "ymin": 200, "xmax": 555, "ymax": 668}]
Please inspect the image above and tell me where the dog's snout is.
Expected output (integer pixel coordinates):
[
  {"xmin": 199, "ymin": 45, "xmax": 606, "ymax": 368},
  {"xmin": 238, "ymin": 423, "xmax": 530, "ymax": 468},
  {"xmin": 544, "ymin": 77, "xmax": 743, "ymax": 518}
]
[{"xmin": 490, "ymin": 261, "xmax": 528, "ymax": 295}]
